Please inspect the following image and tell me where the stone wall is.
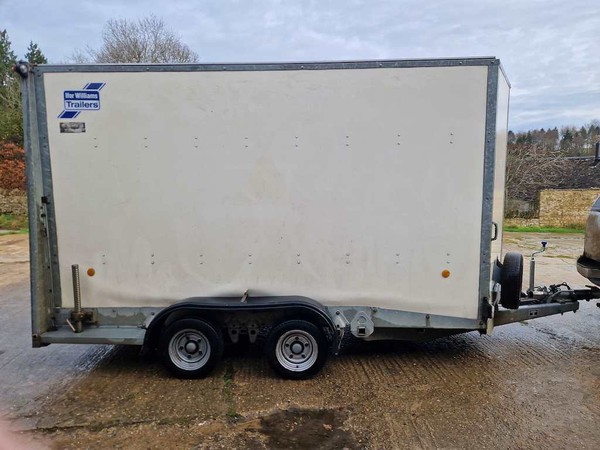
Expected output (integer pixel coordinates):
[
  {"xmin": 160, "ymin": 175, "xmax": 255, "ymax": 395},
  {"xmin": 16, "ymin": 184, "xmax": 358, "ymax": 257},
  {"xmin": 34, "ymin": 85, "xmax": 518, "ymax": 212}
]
[
  {"xmin": 539, "ymin": 189, "xmax": 600, "ymax": 227},
  {"xmin": 504, "ymin": 218, "xmax": 541, "ymax": 228},
  {"xmin": 0, "ymin": 189, "xmax": 27, "ymax": 216},
  {"xmin": 505, "ymin": 198, "xmax": 537, "ymax": 218}
]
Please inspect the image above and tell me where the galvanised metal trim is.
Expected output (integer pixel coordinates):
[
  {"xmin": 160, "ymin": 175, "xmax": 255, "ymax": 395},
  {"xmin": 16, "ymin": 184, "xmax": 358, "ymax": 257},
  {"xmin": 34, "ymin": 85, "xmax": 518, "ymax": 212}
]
[
  {"xmin": 32, "ymin": 57, "xmax": 497, "ymax": 74},
  {"xmin": 40, "ymin": 327, "xmax": 146, "ymax": 346},
  {"xmin": 43, "ymin": 303, "xmax": 486, "ymax": 347},
  {"xmin": 477, "ymin": 62, "xmax": 500, "ymax": 321},
  {"xmin": 34, "ymin": 70, "xmax": 63, "ymax": 311},
  {"xmin": 53, "ymin": 306, "xmax": 163, "ymax": 327},
  {"xmin": 329, "ymin": 306, "xmax": 484, "ymax": 330},
  {"xmin": 21, "ymin": 70, "xmax": 42, "ymax": 341},
  {"xmin": 53, "ymin": 303, "xmax": 484, "ymax": 335}
]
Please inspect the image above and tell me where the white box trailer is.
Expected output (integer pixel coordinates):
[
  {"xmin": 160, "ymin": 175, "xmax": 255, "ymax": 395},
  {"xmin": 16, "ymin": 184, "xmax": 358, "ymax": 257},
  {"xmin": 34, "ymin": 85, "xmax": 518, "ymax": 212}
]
[{"xmin": 18, "ymin": 58, "xmax": 599, "ymax": 379}]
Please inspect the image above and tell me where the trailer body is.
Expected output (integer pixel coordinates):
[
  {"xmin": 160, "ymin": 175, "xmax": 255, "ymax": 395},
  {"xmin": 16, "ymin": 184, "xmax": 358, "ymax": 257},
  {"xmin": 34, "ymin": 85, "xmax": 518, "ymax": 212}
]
[{"xmin": 25, "ymin": 58, "xmax": 575, "ymax": 378}]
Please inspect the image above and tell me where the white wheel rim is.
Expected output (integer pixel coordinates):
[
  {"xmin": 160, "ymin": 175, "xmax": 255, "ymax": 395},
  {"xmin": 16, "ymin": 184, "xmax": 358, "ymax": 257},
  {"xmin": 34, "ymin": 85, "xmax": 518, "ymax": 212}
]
[
  {"xmin": 275, "ymin": 329, "xmax": 318, "ymax": 372},
  {"xmin": 168, "ymin": 328, "xmax": 211, "ymax": 371}
]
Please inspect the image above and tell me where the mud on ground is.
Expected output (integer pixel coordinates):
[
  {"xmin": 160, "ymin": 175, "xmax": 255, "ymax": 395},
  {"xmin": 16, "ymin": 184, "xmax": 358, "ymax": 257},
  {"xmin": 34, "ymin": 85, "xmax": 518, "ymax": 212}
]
[{"xmin": 0, "ymin": 233, "xmax": 598, "ymax": 449}]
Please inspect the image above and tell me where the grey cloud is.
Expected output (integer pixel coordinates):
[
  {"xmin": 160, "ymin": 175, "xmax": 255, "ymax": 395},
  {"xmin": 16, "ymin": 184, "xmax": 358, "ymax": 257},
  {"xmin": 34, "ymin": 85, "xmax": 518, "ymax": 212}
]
[{"xmin": 2, "ymin": 0, "xmax": 598, "ymax": 130}]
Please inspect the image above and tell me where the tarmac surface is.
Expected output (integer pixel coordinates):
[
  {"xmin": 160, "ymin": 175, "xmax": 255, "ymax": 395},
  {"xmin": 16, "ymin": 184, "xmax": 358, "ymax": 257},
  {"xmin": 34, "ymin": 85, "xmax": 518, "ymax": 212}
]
[{"xmin": 0, "ymin": 232, "xmax": 598, "ymax": 449}]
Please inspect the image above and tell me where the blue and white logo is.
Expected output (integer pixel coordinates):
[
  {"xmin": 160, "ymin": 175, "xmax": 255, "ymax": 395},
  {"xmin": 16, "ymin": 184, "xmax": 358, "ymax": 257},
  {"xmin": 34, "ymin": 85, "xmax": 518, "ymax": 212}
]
[{"xmin": 58, "ymin": 83, "xmax": 105, "ymax": 119}]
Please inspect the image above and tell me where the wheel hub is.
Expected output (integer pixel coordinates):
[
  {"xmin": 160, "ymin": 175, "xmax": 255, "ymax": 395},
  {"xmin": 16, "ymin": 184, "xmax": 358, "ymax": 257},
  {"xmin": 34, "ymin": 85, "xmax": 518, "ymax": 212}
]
[
  {"xmin": 168, "ymin": 329, "xmax": 211, "ymax": 371},
  {"xmin": 185, "ymin": 340, "xmax": 199, "ymax": 354},
  {"xmin": 290, "ymin": 342, "xmax": 304, "ymax": 354},
  {"xmin": 275, "ymin": 329, "xmax": 318, "ymax": 372}
]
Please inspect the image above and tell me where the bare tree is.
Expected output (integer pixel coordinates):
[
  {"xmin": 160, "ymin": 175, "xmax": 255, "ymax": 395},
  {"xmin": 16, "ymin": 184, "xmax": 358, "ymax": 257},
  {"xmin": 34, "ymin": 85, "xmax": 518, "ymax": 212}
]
[
  {"xmin": 74, "ymin": 16, "xmax": 198, "ymax": 63},
  {"xmin": 505, "ymin": 142, "xmax": 564, "ymax": 202}
]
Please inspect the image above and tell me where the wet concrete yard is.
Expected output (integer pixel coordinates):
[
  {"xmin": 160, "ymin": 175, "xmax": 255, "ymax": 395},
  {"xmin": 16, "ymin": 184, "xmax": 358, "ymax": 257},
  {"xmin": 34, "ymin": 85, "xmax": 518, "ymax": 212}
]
[{"xmin": 0, "ymin": 233, "xmax": 598, "ymax": 449}]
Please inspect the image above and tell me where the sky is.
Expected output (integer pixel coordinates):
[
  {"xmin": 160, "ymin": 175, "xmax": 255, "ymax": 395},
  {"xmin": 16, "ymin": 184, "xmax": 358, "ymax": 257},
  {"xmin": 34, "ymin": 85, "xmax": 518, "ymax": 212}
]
[{"xmin": 1, "ymin": 0, "xmax": 599, "ymax": 131}]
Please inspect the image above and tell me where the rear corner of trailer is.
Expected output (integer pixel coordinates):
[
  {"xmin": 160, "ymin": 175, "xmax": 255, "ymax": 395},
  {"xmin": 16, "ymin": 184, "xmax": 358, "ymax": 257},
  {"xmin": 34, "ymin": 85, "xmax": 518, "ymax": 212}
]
[{"xmin": 486, "ymin": 62, "xmax": 515, "ymax": 330}]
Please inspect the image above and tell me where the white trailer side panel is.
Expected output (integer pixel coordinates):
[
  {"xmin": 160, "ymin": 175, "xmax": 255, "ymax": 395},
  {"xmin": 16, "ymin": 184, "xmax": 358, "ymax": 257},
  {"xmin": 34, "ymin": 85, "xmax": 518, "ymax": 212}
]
[{"xmin": 43, "ymin": 66, "xmax": 490, "ymax": 319}]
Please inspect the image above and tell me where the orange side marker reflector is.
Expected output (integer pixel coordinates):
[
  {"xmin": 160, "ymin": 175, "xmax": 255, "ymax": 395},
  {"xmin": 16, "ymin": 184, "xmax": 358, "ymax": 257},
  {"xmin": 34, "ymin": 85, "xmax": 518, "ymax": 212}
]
[
  {"xmin": 87, "ymin": 268, "xmax": 96, "ymax": 277},
  {"xmin": 441, "ymin": 269, "xmax": 450, "ymax": 278}
]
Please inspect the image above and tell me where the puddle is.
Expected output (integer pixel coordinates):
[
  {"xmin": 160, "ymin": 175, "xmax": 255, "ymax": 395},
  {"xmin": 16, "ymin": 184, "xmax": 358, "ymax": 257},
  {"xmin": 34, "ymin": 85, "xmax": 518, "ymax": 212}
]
[{"xmin": 258, "ymin": 407, "xmax": 358, "ymax": 450}]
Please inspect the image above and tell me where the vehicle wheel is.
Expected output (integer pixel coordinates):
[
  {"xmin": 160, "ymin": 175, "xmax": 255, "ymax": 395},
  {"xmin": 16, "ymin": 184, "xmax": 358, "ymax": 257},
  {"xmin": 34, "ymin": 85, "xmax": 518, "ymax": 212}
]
[
  {"xmin": 160, "ymin": 318, "xmax": 223, "ymax": 379},
  {"xmin": 500, "ymin": 252, "xmax": 523, "ymax": 310},
  {"xmin": 265, "ymin": 320, "xmax": 329, "ymax": 380}
]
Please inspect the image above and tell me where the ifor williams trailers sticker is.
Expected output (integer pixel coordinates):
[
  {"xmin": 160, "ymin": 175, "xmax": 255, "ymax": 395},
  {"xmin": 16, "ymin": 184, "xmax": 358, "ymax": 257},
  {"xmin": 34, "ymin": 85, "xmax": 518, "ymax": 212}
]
[{"xmin": 58, "ymin": 82, "xmax": 105, "ymax": 119}]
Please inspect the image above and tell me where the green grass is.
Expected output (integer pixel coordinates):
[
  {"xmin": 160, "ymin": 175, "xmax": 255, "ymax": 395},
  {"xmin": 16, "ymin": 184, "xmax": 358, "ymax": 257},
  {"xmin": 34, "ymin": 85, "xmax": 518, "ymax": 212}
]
[
  {"xmin": 504, "ymin": 225, "xmax": 585, "ymax": 234},
  {"xmin": 0, "ymin": 214, "xmax": 28, "ymax": 233},
  {"xmin": 222, "ymin": 361, "xmax": 241, "ymax": 421}
]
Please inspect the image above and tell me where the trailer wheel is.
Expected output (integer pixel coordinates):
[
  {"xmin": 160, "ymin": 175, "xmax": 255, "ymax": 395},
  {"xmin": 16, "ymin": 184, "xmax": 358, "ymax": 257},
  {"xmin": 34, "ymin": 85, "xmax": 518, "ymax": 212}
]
[
  {"xmin": 500, "ymin": 252, "xmax": 524, "ymax": 310},
  {"xmin": 265, "ymin": 320, "xmax": 329, "ymax": 379},
  {"xmin": 160, "ymin": 318, "xmax": 223, "ymax": 379}
]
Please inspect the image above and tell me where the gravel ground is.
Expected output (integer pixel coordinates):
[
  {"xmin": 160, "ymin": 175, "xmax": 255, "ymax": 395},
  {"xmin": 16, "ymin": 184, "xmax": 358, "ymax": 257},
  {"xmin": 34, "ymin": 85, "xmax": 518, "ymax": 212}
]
[{"xmin": 0, "ymin": 232, "xmax": 598, "ymax": 449}]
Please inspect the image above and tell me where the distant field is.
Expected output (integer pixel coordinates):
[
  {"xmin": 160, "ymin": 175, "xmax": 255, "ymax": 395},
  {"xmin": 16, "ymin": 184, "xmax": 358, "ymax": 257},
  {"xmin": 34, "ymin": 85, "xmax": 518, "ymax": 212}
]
[{"xmin": 504, "ymin": 225, "xmax": 585, "ymax": 234}]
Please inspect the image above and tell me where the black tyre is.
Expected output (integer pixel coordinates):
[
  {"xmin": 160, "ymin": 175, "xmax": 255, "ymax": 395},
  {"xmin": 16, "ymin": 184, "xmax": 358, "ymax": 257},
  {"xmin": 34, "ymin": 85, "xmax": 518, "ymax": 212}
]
[
  {"xmin": 159, "ymin": 318, "xmax": 224, "ymax": 379},
  {"xmin": 265, "ymin": 319, "xmax": 329, "ymax": 380},
  {"xmin": 500, "ymin": 252, "xmax": 524, "ymax": 310}
]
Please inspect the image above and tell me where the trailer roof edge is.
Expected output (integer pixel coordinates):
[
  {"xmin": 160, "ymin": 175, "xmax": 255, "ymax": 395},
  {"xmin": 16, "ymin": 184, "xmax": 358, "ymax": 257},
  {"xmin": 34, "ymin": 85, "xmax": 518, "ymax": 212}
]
[{"xmin": 32, "ymin": 57, "xmax": 500, "ymax": 74}]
